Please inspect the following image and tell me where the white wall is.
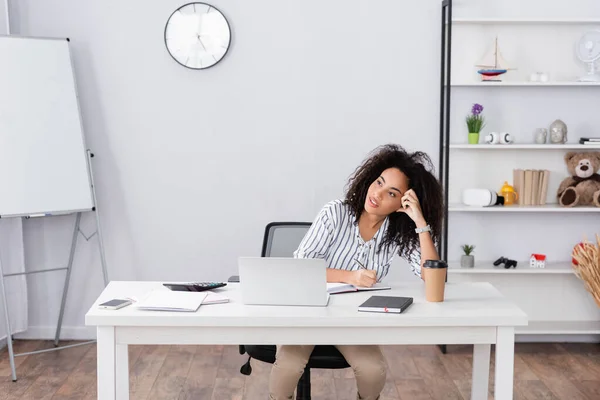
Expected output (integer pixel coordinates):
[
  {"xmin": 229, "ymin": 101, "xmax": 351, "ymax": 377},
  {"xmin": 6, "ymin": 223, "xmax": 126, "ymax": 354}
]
[
  {"xmin": 9, "ymin": 0, "xmax": 600, "ymax": 341},
  {"xmin": 10, "ymin": 0, "xmax": 440, "ymax": 339}
]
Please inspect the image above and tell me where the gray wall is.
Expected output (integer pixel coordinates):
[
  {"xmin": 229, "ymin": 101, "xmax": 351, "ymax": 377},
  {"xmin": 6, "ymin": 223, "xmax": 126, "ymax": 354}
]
[{"xmin": 0, "ymin": 2, "xmax": 5, "ymax": 34}]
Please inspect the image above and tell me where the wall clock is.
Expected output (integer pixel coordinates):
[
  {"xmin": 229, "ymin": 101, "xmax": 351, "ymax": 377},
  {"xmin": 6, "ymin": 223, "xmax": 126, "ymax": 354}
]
[{"xmin": 164, "ymin": 2, "xmax": 231, "ymax": 69}]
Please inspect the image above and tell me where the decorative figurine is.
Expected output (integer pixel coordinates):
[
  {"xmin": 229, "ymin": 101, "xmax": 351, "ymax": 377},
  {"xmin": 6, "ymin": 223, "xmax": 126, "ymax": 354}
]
[
  {"xmin": 476, "ymin": 37, "xmax": 515, "ymax": 82},
  {"xmin": 534, "ymin": 128, "xmax": 548, "ymax": 144},
  {"xmin": 549, "ymin": 119, "xmax": 568, "ymax": 144},
  {"xmin": 529, "ymin": 254, "xmax": 546, "ymax": 268}
]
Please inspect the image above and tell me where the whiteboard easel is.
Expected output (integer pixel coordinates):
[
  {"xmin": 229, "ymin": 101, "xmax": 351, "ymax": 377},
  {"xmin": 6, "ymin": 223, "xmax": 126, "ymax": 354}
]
[{"xmin": 0, "ymin": 34, "xmax": 109, "ymax": 381}]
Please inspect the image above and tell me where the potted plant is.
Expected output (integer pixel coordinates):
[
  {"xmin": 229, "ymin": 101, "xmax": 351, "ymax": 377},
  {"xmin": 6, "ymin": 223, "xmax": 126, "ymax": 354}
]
[
  {"xmin": 465, "ymin": 103, "xmax": 486, "ymax": 144},
  {"xmin": 461, "ymin": 244, "xmax": 475, "ymax": 268}
]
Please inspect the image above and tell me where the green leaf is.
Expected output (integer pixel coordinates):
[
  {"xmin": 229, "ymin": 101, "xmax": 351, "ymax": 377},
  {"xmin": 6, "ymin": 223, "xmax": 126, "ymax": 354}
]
[{"xmin": 461, "ymin": 244, "xmax": 475, "ymax": 255}]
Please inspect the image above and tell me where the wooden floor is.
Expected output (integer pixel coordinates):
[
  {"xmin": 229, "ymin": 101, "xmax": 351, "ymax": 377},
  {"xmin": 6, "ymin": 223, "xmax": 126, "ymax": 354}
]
[{"xmin": 1, "ymin": 341, "xmax": 600, "ymax": 399}]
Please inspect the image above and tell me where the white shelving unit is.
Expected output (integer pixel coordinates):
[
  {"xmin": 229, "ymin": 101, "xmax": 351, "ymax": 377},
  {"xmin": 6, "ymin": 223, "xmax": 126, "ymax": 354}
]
[
  {"xmin": 450, "ymin": 144, "xmax": 600, "ymax": 149},
  {"xmin": 451, "ymin": 17, "xmax": 600, "ymax": 25},
  {"xmin": 444, "ymin": 11, "xmax": 600, "ymax": 338},
  {"xmin": 448, "ymin": 204, "xmax": 600, "ymax": 212},
  {"xmin": 518, "ymin": 321, "xmax": 600, "ymax": 335},
  {"xmin": 449, "ymin": 261, "xmax": 574, "ymax": 274},
  {"xmin": 452, "ymin": 81, "xmax": 600, "ymax": 87}
]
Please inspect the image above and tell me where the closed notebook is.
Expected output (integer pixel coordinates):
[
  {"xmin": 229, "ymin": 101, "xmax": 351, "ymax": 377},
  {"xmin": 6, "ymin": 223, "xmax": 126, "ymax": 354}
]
[
  {"xmin": 358, "ymin": 295, "xmax": 413, "ymax": 314},
  {"xmin": 203, "ymin": 291, "xmax": 230, "ymax": 305},
  {"xmin": 137, "ymin": 290, "xmax": 207, "ymax": 312}
]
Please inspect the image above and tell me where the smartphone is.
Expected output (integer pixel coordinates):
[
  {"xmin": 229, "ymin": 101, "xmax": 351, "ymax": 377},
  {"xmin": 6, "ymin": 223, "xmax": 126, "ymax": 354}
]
[{"xmin": 98, "ymin": 299, "xmax": 133, "ymax": 310}]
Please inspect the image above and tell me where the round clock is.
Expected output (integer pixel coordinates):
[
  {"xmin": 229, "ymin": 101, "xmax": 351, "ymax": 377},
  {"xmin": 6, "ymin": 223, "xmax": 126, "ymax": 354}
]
[{"xmin": 164, "ymin": 3, "xmax": 231, "ymax": 70}]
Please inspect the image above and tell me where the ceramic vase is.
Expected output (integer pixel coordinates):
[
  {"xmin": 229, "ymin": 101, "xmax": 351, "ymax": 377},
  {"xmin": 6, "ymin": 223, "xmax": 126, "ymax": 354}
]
[
  {"xmin": 461, "ymin": 255, "xmax": 474, "ymax": 268},
  {"xmin": 468, "ymin": 133, "xmax": 479, "ymax": 144}
]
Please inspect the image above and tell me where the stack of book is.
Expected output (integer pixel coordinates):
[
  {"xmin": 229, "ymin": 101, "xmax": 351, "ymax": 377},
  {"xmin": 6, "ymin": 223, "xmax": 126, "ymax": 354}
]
[
  {"xmin": 513, "ymin": 169, "xmax": 550, "ymax": 206},
  {"xmin": 579, "ymin": 137, "xmax": 600, "ymax": 145}
]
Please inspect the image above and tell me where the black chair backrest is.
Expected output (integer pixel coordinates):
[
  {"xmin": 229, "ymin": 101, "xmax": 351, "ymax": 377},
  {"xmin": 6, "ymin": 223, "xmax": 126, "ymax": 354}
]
[{"xmin": 261, "ymin": 222, "xmax": 311, "ymax": 258}]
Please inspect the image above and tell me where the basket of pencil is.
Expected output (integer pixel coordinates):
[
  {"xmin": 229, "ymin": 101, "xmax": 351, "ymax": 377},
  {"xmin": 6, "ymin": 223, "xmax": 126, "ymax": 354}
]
[{"xmin": 571, "ymin": 235, "xmax": 600, "ymax": 308}]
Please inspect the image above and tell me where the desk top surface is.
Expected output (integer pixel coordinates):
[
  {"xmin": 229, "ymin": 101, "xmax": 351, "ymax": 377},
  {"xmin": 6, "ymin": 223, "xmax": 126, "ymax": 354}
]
[{"xmin": 85, "ymin": 281, "xmax": 528, "ymax": 327}]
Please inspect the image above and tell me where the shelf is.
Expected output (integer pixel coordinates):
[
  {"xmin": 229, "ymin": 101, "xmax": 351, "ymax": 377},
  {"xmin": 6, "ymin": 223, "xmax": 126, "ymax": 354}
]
[
  {"xmin": 449, "ymin": 144, "xmax": 600, "ymax": 150},
  {"xmin": 516, "ymin": 321, "xmax": 600, "ymax": 335},
  {"xmin": 448, "ymin": 204, "xmax": 600, "ymax": 213},
  {"xmin": 450, "ymin": 18, "xmax": 600, "ymax": 25},
  {"xmin": 451, "ymin": 81, "xmax": 600, "ymax": 87},
  {"xmin": 448, "ymin": 261, "xmax": 574, "ymax": 274}
]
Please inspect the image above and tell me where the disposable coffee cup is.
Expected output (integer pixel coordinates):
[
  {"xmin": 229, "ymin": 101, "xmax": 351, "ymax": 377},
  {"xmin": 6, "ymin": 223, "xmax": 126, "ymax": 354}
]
[{"xmin": 423, "ymin": 260, "xmax": 447, "ymax": 302}]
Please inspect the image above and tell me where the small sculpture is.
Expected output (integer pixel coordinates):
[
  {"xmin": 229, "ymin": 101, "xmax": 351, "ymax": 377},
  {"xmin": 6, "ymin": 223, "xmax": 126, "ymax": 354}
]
[
  {"xmin": 549, "ymin": 119, "xmax": 568, "ymax": 144},
  {"xmin": 534, "ymin": 128, "xmax": 547, "ymax": 144}
]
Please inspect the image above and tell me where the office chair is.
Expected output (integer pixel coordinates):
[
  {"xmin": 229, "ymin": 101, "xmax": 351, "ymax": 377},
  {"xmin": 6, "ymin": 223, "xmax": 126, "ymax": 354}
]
[{"xmin": 237, "ymin": 222, "xmax": 350, "ymax": 400}]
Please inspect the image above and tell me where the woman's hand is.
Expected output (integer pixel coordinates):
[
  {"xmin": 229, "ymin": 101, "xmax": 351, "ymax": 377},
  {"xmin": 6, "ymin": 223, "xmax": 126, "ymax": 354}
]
[
  {"xmin": 397, "ymin": 189, "xmax": 427, "ymax": 227},
  {"xmin": 349, "ymin": 269, "xmax": 377, "ymax": 287}
]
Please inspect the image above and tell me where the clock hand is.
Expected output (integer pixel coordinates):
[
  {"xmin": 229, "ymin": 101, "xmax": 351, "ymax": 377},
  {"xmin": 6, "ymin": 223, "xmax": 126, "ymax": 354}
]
[{"xmin": 197, "ymin": 37, "xmax": 207, "ymax": 51}]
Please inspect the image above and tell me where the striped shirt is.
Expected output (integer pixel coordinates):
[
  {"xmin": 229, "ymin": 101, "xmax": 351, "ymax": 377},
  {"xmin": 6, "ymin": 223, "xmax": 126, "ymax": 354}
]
[{"xmin": 293, "ymin": 199, "xmax": 422, "ymax": 281}]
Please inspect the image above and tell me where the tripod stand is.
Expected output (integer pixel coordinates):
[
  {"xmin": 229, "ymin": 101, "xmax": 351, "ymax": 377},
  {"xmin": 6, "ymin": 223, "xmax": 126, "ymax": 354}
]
[{"xmin": 0, "ymin": 150, "xmax": 109, "ymax": 382}]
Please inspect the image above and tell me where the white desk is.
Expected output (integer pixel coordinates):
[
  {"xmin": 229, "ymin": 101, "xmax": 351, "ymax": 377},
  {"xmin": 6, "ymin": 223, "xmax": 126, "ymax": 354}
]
[{"xmin": 85, "ymin": 281, "xmax": 527, "ymax": 400}]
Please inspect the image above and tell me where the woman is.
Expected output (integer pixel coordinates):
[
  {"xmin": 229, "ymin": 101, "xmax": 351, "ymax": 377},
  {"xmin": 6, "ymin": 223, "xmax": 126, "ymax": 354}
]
[{"xmin": 268, "ymin": 144, "xmax": 444, "ymax": 400}]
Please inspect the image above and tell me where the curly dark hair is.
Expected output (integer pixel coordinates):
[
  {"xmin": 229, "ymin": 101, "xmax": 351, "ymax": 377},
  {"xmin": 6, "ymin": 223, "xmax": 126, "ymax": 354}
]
[{"xmin": 344, "ymin": 144, "xmax": 444, "ymax": 258}]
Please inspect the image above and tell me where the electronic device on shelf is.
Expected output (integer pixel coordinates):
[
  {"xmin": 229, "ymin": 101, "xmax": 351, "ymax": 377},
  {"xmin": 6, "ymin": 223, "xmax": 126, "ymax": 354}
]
[
  {"xmin": 462, "ymin": 188, "xmax": 505, "ymax": 207},
  {"xmin": 576, "ymin": 30, "xmax": 600, "ymax": 82},
  {"xmin": 493, "ymin": 257, "xmax": 518, "ymax": 269}
]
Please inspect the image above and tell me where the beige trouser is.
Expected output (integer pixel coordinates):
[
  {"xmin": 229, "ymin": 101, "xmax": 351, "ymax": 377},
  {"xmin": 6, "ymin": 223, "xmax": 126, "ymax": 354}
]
[{"xmin": 268, "ymin": 344, "xmax": 386, "ymax": 400}]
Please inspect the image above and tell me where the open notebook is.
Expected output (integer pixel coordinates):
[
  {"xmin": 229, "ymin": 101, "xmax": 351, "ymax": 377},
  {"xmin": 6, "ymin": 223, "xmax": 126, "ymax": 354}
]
[
  {"xmin": 327, "ymin": 283, "xmax": 391, "ymax": 295},
  {"xmin": 137, "ymin": 291, "xmax": 208, "ymax": 312}
]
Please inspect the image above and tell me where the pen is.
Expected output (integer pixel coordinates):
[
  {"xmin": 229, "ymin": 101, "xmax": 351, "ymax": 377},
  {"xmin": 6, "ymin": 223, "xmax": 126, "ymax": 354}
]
[{"xmin": 357, "ymin": 260, "xmax": 367, "ymax": 270}]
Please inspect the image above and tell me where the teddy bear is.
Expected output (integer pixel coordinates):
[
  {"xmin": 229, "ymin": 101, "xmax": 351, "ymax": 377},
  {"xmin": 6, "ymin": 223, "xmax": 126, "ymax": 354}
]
[{"xmin": 557, "ymin": 151, "xmax": 600, "ymax": 207}]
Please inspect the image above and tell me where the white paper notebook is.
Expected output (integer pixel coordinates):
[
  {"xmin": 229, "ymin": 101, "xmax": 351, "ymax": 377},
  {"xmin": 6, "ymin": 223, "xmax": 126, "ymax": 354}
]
[
  {"xmin": 327, "ymin": 283, "xmax": 391, "ymax": 294},
  {"xmin": 137, "ymin": 290, "xmax": 207, "ymax": 312},
  {"xmin": 203, "ymin": 291, "xmax": 230, "ymax": 305}
]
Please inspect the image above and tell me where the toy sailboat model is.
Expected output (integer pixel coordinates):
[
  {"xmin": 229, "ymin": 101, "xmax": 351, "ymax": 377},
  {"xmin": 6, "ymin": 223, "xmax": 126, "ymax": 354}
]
[{"xmin": 476, "ymin": 37, "xmax": 514, "ymax": 81}]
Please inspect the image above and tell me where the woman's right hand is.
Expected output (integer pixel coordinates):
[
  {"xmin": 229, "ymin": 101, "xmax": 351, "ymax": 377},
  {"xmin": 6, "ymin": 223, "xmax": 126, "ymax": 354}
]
[{"xmin": 349, "ymin": 269, "xmax": 377, "ymax": 288}]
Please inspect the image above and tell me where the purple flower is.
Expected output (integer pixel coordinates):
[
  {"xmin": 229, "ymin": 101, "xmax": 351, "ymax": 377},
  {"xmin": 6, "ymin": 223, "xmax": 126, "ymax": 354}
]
[{"xmin": 471, "ymin": 103, "xmax": 484, "ymax": 115}]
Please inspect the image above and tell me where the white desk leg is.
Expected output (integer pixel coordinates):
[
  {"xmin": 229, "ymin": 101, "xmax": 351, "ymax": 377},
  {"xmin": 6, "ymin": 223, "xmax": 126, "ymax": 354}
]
[
  {"xmin": 116, "ymin": 344, "xmax": 130, "ymax": 399},
  {"xmin": 494, "ymin": 327, "xmax": 515, "ymax": 400},
  {"xmin": 97, "ymin": 326, "xmax": 116, "ymax": 400},
  {"xmin": 471, "ymin": 344, "xmax": 490, "ymax": 400}
]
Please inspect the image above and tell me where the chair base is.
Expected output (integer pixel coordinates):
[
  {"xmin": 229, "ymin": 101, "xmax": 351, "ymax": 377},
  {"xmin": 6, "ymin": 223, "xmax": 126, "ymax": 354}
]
[
  {"xmin": 240, "ymin": 356, "xmax": 252, "ymax": 375},
  {"xmin": 240, "ymin": 345, "xmax": 349, "ymax": 400},
  {"xmin": 297, "ymin": 367, "xmax": 311, "ymax": 400}
]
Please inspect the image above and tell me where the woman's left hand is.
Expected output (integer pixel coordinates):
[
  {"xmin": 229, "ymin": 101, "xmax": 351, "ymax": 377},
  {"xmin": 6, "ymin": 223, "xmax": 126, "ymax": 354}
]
[{"xmin": 397, "ymin": 189, "xmax": 426, "ymax": 226}]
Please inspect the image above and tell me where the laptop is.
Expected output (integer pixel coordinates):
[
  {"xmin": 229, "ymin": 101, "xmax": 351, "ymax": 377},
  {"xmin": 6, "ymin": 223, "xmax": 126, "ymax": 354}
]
[{"xmin": 238, "ymin": 257, "xmax": 330, "ymax": 306}]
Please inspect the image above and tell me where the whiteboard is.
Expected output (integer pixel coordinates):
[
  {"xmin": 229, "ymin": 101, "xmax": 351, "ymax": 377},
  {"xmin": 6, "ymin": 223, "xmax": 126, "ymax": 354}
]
[{"xmin": 0, "ymin": 36, "xmax": 94, "ymax": 217}]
